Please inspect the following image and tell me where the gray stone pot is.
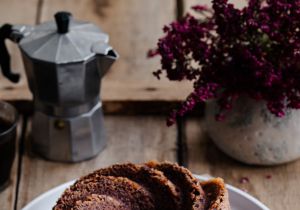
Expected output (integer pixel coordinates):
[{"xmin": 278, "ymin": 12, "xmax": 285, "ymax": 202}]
[{"xmin": 204, "ymin": 98, "xmax": 300, "ymax": 165}]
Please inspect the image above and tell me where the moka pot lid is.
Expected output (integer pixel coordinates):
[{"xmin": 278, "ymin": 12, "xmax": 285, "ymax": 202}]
[{"xmin": 19, "ymin": 11, "xmax": 109, "ymax": 64}]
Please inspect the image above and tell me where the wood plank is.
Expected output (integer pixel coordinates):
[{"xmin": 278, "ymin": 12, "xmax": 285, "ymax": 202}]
[
  {"xmin": 0, "ymin": 116, "xmax": 23, "ymax": 210},
  {"xmin": 183, "ymin": 0, "xmax": 247, "ymax": 15},
  {"xmin": 0, "ymin": 0, "xmax": 193, "ymax": 105},
  {"xmin": 17, "ymin": 116, "xmax": 177, "ymax": 209},
  {"xmin": 0, "ymin": 0, "xmax": 38, "ymax": 100},
  {"xmin": 186, "ymin": 118, "xmax": 299, "ymax": 210}
]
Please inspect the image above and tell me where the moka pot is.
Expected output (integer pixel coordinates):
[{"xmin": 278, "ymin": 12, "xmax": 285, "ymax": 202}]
[{"xmin": 0, "ymin": 12, "xmax": 118, "ymax": 162}]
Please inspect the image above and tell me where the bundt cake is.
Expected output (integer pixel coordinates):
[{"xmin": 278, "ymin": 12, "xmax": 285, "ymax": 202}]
[
  {"xmin": 78, "ymin": 163, "xmax": 180, "ymax": 210},
  {"xmin": 53, "ymin": 161, "xmax": 231, "ymax": 210},
  {"xmin": 146, "ymin": 161, "xmax": 206, "ymax": 210}
]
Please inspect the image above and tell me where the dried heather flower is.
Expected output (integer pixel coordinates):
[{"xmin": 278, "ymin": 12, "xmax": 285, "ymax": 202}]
[{"xmin": 150, "ymin": 0, "xmax": 300, "ymax": 125}]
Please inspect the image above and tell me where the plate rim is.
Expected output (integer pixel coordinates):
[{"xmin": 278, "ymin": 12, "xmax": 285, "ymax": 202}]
[
  {"xmin": 22, "ymin": 175, "xmax": 270, "ymax": 210},
  {"xmin": 22, "ymin": 180, "xmax": 75, "ymax": 210}
]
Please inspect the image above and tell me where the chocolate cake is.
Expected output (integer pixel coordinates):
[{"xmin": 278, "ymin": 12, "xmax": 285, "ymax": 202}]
[
  {"xmin": 78, "ymin": 163, "xmax": 180, "ymax": 210},
  {"xmin": 54, "ymin": 176, "xmax": 155, "ymax": 210},
  {"xmin": 146, "ymin": 161, "xmax": 206, "ymax": 210},
  {"xmin": 71, "ymin": 195, "xmax": 128, "ymax": 210},
  {"xmin": 200, "ymin": 178, "xmax": 230, "ymax": 210},
  {"xmin": 53, "ymin": 161, "xmax": 231, "ymax": 210}
]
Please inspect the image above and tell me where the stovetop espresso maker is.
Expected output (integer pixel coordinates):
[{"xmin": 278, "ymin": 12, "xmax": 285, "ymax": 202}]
[{"xmin": 0, "ymin": 12, "xmax": 118, "ymax": 162}]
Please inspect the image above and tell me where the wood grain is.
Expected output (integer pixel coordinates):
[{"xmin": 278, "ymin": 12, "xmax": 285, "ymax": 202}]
[
  {"xmin": 0, "ymin": 0, "xmax": 38, "ymax": 101},
  {"xmin": 16, "ymin": 116, "xmax": 177, "ymax": 209},
  {"xmin": 186, "ymin": 118, "xmax": 300, "ymax": 210},
  {"xmin": 0, "ymin": 117, "xmax": 23, "ymax": 210},
  {"xmin": 0, "ymin": 0, "xmax": 193, "ymax": 105},
  {"xmin": 183, "ymin": 0, "xmax": 247, "ymax": 14}
]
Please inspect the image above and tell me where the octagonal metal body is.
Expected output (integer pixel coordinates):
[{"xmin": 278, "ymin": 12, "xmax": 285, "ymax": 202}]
[
  {"xmin": 31, "ymin": 102, "xmax": 106, "ymax": 162},
  {"xmin": 22, "ymin": 53, "xmax": 100, "ymax": 112}
]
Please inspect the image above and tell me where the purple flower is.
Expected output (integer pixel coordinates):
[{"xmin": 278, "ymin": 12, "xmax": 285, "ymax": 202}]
[{"xmin": 150, "ymin": 0, "xmax": 300, "ymax": 125}]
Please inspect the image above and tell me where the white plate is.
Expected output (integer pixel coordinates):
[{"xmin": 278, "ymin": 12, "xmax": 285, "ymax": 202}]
[{"xmin": 22, "ymin": 175, "xmax": 269, "ymax": 210}]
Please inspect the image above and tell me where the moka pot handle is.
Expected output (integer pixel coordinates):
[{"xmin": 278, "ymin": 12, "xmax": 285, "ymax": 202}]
[{"xmin": 0, "ymin": 24, "xmax": 21, "ymax": 83}]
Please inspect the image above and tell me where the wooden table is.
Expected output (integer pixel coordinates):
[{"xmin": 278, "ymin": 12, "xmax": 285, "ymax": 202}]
[
  {"xmin": 2, "ymin": 116, "xmax": 300, "ymax": 210},
  {"xmin": 0, "ymin": 1, "xmax": 299, "ymax": 210}
]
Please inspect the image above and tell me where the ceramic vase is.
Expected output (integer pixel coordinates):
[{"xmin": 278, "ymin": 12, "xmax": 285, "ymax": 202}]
[{"xmin": 204, "ymin": 97, "xmax": 300, "ymax": 165}]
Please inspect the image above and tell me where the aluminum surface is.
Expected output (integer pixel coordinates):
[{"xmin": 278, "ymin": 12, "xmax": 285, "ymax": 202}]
[
  {"xmin": 19, "ymin": 19, "xmax": 109, "ymax": 63},
  {"xmin": 32, "ymin": 102, "xmax": 106, "ymax": 162}
]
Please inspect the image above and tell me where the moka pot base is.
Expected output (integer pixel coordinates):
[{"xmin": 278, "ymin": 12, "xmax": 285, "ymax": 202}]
[{"xmin": 31, "ymin": 102, "xmax": 106, "ymax": 162}]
